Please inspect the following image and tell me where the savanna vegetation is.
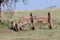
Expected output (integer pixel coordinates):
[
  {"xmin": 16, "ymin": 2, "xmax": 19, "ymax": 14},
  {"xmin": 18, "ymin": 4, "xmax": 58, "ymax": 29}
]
[{"xmin": 0, "ymin": 8, "xmax": 60, "ymax": 40}]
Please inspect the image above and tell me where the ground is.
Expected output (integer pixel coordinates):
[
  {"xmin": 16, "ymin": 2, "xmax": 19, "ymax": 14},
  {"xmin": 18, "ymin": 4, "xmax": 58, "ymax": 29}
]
[{"xmin": 0, "ymin": 8, "xmax": 60, "ymax": 40}]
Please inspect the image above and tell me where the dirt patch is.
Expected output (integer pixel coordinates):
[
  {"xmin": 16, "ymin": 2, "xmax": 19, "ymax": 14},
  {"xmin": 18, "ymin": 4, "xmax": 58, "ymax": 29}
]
[{"xmin": 0, "ymin": 28, "xmax": 14, "ymax": 34}]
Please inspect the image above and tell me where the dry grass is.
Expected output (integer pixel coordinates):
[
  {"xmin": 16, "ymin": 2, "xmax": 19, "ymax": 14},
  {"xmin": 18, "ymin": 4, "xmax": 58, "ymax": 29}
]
[{"xmin": 0, "ymin": 8, "xmax": 60, "ymax": 40}]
